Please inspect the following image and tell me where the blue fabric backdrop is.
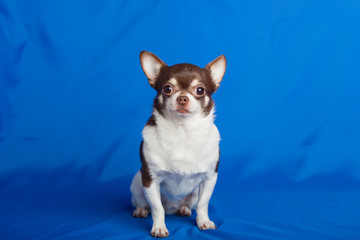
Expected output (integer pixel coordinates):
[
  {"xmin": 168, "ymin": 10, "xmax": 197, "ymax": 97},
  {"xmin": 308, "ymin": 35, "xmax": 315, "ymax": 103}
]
[{"xmin": 1, "ymin": 0, "xmax": 360, "ymax": 239}]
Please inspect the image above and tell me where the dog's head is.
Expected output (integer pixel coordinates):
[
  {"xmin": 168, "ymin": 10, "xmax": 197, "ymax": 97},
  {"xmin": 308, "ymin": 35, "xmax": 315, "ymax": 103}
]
[{"xmin": 140, "ymin": 51, "xmax": 226, "ymax": 119}]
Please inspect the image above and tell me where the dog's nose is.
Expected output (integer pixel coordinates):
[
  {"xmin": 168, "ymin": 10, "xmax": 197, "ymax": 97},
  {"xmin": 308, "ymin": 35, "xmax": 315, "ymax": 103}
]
[{"xmin": 177, "ymin": 96, "xmax": 189, "ymax": 105}]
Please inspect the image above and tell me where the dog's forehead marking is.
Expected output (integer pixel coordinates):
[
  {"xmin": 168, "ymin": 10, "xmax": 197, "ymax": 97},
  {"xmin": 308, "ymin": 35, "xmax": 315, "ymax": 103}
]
[
  {"xmin": 167, "ymin": 64, "xmax": 203, "ymax": 83},
  {"xmin": 190, "ymin": 79, "xmax": 200, "ymax": 87},
  {"xmin": 169, "ymin": 78, "xmax": 178, "ymax": 86},
  {"xmin": 171, "ymin": 72, "xmax": 202, "ymax": 90}
]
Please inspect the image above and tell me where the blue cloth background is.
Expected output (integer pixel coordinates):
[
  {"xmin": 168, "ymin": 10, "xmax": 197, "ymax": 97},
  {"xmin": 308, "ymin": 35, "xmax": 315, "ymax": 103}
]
[{"xmin": 1, "ymin": 0, "xmax": 360, "ymax": 239}]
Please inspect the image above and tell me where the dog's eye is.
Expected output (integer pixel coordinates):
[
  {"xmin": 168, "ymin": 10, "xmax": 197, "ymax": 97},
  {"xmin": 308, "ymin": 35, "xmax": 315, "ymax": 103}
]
[
  {"xmin": 162, "ymin": 85, "xmax": 173, "ymax": 95},
  {"xmin": 195, "ymin": 87, "xmax": 205, "ymax": 96}
]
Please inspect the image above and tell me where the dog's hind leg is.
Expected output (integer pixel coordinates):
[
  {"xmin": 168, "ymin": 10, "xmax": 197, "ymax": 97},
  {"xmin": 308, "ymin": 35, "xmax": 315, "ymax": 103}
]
[
  {"xmin": 130, "ymin": 170, "xmax": 150, "ymax": 218},
  {"xmin": 176, "ymin": 189, "xmax": 199, "ymax": 217}
]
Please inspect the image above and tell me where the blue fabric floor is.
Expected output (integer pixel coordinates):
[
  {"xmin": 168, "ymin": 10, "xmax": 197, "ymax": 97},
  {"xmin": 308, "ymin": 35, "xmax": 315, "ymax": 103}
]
[{"xmin": 1, "ymin": 167, "xmax": 359, "ymax": 240}]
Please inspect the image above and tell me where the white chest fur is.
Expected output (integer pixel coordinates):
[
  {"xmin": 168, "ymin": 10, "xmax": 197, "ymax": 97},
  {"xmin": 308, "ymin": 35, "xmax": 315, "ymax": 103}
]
[{"xmin": 142, "ymin": 110, "xmax": 220, "ymax": 178}]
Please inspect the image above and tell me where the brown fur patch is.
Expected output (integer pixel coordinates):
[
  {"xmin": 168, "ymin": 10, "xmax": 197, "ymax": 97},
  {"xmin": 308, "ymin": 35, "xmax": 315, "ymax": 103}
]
[
  {"xmin": 146, "ymin": 115, "xmax": 156, "ymax": 126},
  {"xmin": 153, "ymin": 97, "xmax": 165, "ymax": 117},
  {"xmin": 140, "ymin": 141, "xmax": 152, "ymax": 187},
  {"xmin": 202, "ymin": 97, "xmax": 214, "ymax": 116}
]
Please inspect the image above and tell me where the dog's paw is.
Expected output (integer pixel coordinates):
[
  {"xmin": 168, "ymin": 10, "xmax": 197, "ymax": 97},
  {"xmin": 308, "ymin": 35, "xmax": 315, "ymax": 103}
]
[
  {"xmin": 197, "ymin": 219, "xmax": 217, "ymax": 230},
  {"xmin": 132, "ymin": 208, "xmax": 149, "ymax": 218},
  {"xmin": 176, "ymin": 206, "xmax": 191, "ymax": 217},
  {"xmin": 151, "ymin": 226, "xmax": 169, "ymax": 238}
]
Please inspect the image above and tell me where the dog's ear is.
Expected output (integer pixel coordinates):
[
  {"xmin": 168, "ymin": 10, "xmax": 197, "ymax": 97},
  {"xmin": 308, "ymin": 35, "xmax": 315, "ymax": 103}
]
[
  {"xmin": 140, "ymin": 51, "xmax": 167, "ymax": 88},
  {"xmin": 205, "ymin": 55, "xmax": 226, "ymax": 91}
]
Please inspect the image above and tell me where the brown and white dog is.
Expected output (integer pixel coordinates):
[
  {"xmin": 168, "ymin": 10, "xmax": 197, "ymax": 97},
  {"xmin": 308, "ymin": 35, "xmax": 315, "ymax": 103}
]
[{"xmin": 130, "ymin": 51, "xmax": 226, "ymax": 238}]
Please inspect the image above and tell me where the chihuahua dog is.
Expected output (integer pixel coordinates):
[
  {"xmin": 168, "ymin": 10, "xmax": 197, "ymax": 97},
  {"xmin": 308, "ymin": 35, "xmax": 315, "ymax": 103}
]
[{"xmin": 130, "ymin": 51, "xmax": 226, "ymax": 238}]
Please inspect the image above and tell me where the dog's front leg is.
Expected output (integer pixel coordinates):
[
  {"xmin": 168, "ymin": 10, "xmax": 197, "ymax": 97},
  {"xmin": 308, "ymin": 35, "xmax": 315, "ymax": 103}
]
[
  {"xmin": 196, "ymin": 173, "xmax": 218, "ymax": 230},
  {"xmin": 143, "ymin": 181, "xmax": 168, "ymax": 238}
]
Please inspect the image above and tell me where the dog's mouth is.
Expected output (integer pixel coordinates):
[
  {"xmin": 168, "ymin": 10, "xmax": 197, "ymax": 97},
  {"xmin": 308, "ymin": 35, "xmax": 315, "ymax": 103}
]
[{"xmin": 176, "ymin": 108, "xmax": 190, "ymax": 114}]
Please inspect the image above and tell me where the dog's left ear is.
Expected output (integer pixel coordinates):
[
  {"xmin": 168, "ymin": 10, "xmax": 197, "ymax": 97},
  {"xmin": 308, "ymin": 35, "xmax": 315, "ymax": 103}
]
[
  {"xmin": 205, "ymin": 55, "xmax": 226, "ymax": 90},
  {"xmin": 140, "ymin": 51, "xmax": 167, "ymax": 88}
]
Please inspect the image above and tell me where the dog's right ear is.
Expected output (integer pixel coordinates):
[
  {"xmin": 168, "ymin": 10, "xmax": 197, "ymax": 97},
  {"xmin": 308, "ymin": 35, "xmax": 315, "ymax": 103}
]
[{"xmin": 140, "ymin": 51, "xmax": 167, "ymax": 88}]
